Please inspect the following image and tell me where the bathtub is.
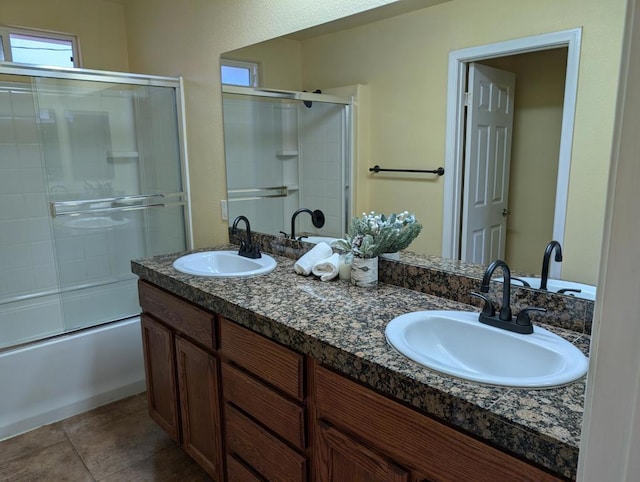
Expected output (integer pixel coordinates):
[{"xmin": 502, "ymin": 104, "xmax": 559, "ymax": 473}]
[{"xmin": 0, "ymin": 317, "xmax": 146, "ymax": 441}]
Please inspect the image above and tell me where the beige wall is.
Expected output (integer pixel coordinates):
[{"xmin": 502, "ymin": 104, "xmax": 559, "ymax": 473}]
[
  {"xmin": 0, "ymin": 0, "xmax": 129, "ymax": 71},
  {"xmin": 223, "ymin": 38, "xmax": 303, "ymax": 91}
]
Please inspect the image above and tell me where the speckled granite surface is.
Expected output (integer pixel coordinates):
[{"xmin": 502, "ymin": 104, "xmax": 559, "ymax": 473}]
[
  {"xmin": 232, "ymin": 230, "xmax": 595, "ymax": 335},
  {"xmin": 132, "ymin": 246, "xmax": 588, "ymax": 480}
]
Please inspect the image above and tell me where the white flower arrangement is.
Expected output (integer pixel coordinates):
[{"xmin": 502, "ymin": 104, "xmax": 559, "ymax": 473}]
[{"xmin": 332, "ymin": 211, "xmax": 422, "ymax": 258}]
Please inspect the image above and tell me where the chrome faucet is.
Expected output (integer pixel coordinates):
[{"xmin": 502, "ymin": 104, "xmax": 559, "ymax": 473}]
[
  {"xmin": 540, "ymin": 241, "xmax": 563, "ymax": 290},
  {"xmin": 471, "ymin": 259, "xmax": 545, "ymax": 335},
  {"xmin": 231, "ymin": 215, "xmax": 261, "ymax": 259},
  {"xmin": 290, "ymin": 208, "xmax": 325, "ymax": 240}
]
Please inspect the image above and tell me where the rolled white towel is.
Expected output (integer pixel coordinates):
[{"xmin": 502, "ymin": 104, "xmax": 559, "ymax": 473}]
[
  {"xmin": 312, "ymin": 253, "xmax": 340, "ymax": 281},
  {"xmin": 294, "ymin": 242, "xmax": 333, "ymax": 276}
]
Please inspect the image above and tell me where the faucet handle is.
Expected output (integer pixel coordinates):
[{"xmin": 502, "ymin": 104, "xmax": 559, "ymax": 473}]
[
  {"xmin": 515, "ymin": 307, "xmax": 547, "ymax": 326},
  {"xmin": 470, "ymin": 292, "xmax": 495, "ymax": 317},
  {"xmin": 511, "ymin": 276, "xmax": 531, "ymax": 288},
  {"xmin": 557, "ymin": 288, "xmax": 582, "ymax": 295}
]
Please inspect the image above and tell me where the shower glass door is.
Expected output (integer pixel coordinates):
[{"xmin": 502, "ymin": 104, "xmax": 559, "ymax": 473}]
[
  {"xmin": 0, "ymin": 66, "xmax": 189, "ymax": 349},
  {"xmin": 34, "ymin": 75, "xmax": 188, "ymax": 332}
]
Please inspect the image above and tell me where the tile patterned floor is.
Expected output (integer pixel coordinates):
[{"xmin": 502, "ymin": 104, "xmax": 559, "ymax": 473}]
[{"xmin": 0, "ymin": 393, "xmax": 213, "ymax": 481}]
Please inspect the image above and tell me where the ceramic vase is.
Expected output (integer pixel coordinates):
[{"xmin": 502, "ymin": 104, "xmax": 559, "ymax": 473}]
[{"xmin": 350, "ymin": 256, "xmax": 378, "ymax": 287}]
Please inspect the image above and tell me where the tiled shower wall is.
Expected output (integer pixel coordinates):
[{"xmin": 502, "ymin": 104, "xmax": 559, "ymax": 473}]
[
  {"xmin": 299, "ymin": 101, "xmax": 346, "ymax": 237},
  {"xmin": 0, "ymin": 86, "xmax": 64, "ymax": 345}
]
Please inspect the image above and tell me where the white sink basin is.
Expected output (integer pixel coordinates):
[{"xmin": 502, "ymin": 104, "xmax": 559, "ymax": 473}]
[
  {"xmin": 173, "ymin": 250, "xmax": 277, "ymax": 278},
  {"xmin": 385, "ymin": 310, "xmax": 588, "ymax": 388},
  {"xmin": 502, "ymin": 277, "xmax": 596, "ymax": 301}
]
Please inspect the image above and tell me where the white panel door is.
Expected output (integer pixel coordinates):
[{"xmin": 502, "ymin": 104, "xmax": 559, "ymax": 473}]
[{"xmin": 461, "ymin": 63, "xmax": 516, "ymax": 265}]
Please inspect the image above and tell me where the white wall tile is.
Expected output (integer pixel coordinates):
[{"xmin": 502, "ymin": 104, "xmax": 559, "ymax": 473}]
[
  {"xmin": 11, "ymin": 92, "xmax": 37, "ymax": 117},
  {"xmin": 0, "ymin": 194, "xmax": 25, "ymax": 221},
  {"xmin": 1, "ymin": 244, "xmax": 33, "ymax": 269},
  {"xmin": 1, "ymin": 268, "xmax": 35, "ymax": 296},
  {"xmin": 18, "ymin": 144, "xmax": 43, "ymax": 168},
  {"xmin": 21, "ymin": 168, "xmax": 46, "ymax": 193},
  {"xmin": 27, "ymin": 218, "xmax": 52, "ymax": 242},
  {"xmin": 0, "ymin": 119, "xmax": 15, "ymax": 143},
  {"xmin": 14, "ymin": 118, "xmax": 39, "ymax": 143},
  {"xmin": 33, "ymin": 264, "xmax": 59, "ymax": 291},
  {"xmin": 0, "ymin": 169, "xmax": 22, "ymax": 194},
  {"xmin": 56, "ymin": 237, "xmax": 85, "ymax": 262},
  {"xmin": 0, "ymin": 144, "xmax": 19, "ymax": 167},
  {"xmin": 0, "ymin": 92, "xmax": 12, "ymax": 116},
  {"xmin": 23, "ymin": 193, "xmax": 48, "ymax": 217},
  {"xmin": 30, "ymin": 240, "xmax": 56, "ymax": 266}
]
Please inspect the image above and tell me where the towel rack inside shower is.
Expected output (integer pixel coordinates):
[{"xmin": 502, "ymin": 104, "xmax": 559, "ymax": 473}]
[{"xmin": 369, "ymin": 165, "xmax": 445, "ymax": 176}]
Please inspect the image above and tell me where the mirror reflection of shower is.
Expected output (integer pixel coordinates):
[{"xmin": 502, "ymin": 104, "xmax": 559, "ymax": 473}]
[{"xmin": 222, "ymin": 86, "xmax": 352, "ymax": 238}]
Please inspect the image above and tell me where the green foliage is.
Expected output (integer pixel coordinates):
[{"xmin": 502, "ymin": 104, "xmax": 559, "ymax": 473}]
[{"xmin": 332, "ymin": 211, "xmax": 423, "ymax": 258}]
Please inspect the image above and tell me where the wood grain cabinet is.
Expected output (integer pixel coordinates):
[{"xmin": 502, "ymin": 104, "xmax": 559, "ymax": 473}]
[
  {"xmin": 138, "ymin": 282, "xmax": 222, "ymax": 480},
  {"xmin": 312, "ymin": 363, "xmax": 562, "ymax": 482},
  {"xmin": 138, "ymin": 281, "xmax": 564, "ymax": 482},
  {"xmin": 219, "ymin": 317, "xmax": 308, "ymax": 481},
  {"xmin": 140, "ymin": 315, "xmax": 179, "ymax": 441}
]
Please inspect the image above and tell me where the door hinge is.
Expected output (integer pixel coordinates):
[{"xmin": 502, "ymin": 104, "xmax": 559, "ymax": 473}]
[{"xmin": 464, "ymin": 92, "xmax": 471, "ymax": 106}]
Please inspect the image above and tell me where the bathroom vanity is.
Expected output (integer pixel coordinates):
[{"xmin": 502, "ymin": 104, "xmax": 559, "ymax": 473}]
[{"xmin": 132, "ymin": 245, "xmax": 589, "ymax": 481}]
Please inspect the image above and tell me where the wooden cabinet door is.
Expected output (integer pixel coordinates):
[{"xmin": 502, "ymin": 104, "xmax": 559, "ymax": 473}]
[
  {"xmin": 176, "ymin": 335, "xmax": 223, "ymax": 481},
  {"xmin": 315, "ymin": 420, "xmax": 409, "ymax": 482},
  {"xmin": 140, "ymin": 315, "xmax": 180, "ymax": 442}
]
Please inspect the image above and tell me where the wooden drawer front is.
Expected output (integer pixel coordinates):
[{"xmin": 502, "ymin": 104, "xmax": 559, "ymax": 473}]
[
  {"xmin": 226, "ymin": 455, "xmax": 263, "ymax": 482},
  {"xmin": 219, "ymin": 317, "xmax": 304, "ymax": 401},
  {"xmin": 139, "ymin": 281, "xmax": 215, "ymax": 350},
  {"xmin": 226, "ymin": 404, "xmax": 307, "ymax": 482},
  {"xmin": 222, "ymin": 362, "xmax": 306, "ymax": 450},
  {"xmin": 314, "ymin": 364, "xmax": 561, "ymax": 482}
]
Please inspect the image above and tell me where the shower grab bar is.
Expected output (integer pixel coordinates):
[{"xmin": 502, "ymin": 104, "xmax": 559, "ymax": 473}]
[
  {"xmin": 369, "ymin": 165, "xmax": 445, "ymax": 176},
  {"xmin": 50, "ymin": 192, "xmax": 186, "ymax": 217}
]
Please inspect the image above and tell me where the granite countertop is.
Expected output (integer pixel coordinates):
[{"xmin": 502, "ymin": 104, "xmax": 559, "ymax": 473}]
[{"xmin": 132, "ymin": 247, "xmax": 588, "ymax": 480}]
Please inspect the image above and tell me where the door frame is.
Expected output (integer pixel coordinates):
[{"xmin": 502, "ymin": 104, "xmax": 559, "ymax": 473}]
[{"xmin": 442, "ymin": 28, "xmax": 582, "ymax": 277}]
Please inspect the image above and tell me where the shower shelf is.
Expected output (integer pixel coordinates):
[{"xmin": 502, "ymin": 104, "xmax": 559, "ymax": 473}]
[{"xmin": 277, "ymin": 150, "xmax": 298, "ymax": 157}]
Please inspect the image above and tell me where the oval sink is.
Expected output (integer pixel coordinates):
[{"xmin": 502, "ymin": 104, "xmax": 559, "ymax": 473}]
[
  {"xmin": 385, "ymin": 310, "xmax": 588, "ymax": 388},
  {"xmin": 510, "ymin": 277, "xmax": 596, "ymax": 301},
  {"xmin": 173, "ymin": 250, "xmax": 277, "ymax": 278}
]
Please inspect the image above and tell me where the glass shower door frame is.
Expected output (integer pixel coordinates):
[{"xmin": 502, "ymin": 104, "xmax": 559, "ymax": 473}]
[
  {"xmin": 0, "ymin": 63, "xmax": 192, "ymax": 345},
  {"xmin": 222, "ymin": 84, "xmax": 353, "ymax": 237},
  {"xmin": 0, "ymin": 62, "xmax": 193, "ymax": 247}
]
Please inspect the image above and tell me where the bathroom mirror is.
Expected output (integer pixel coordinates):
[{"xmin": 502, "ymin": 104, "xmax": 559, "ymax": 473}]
[{"xmin": 220, "ymin": 0, "xmax": 612, "ymax": 291}]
